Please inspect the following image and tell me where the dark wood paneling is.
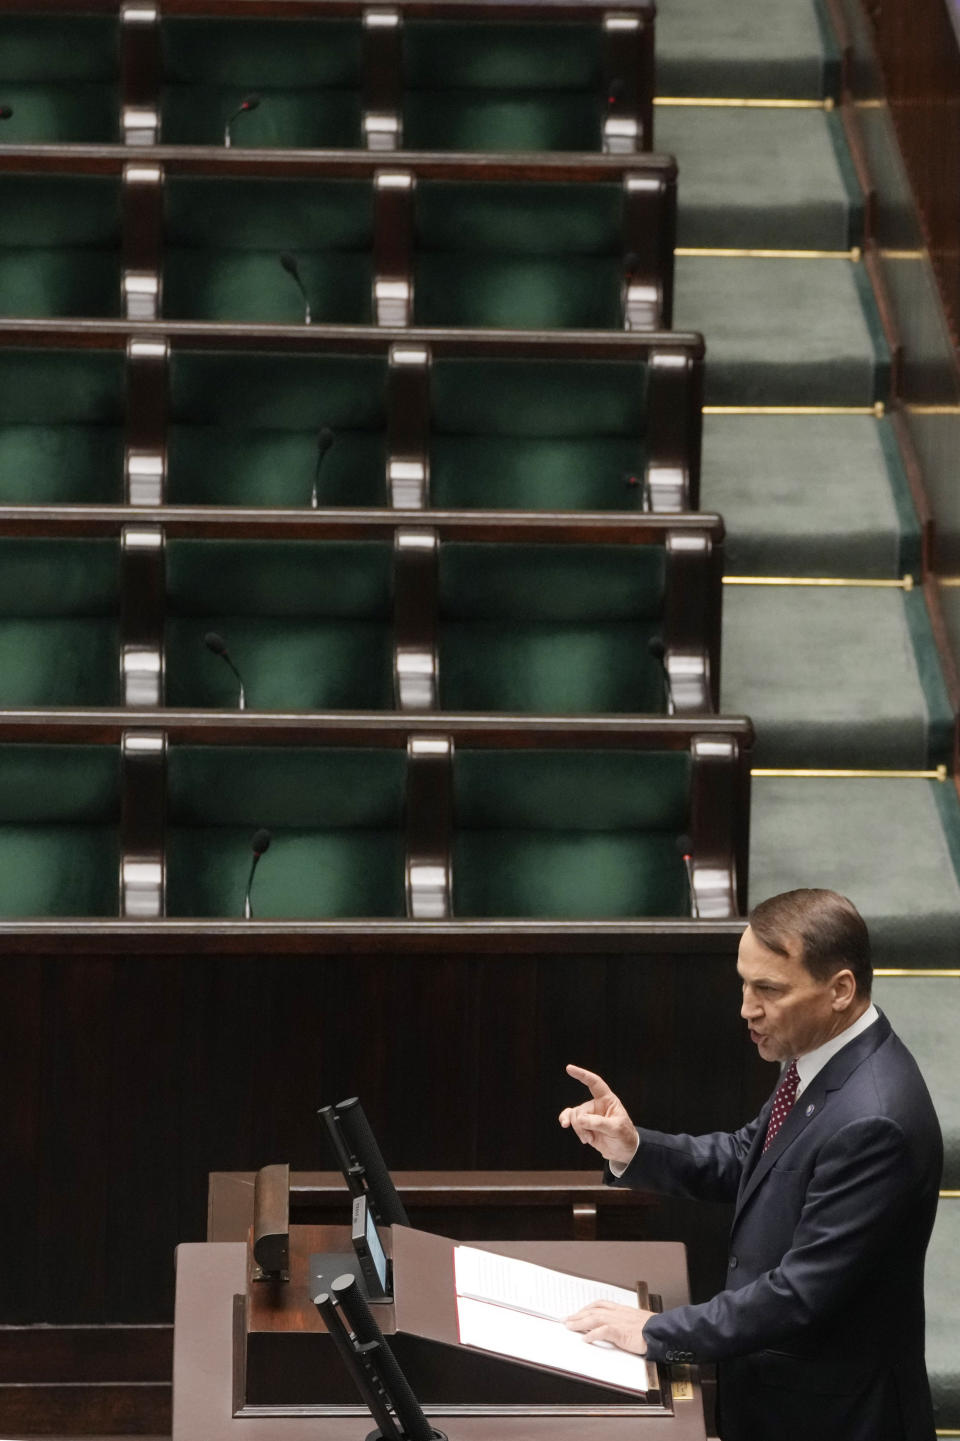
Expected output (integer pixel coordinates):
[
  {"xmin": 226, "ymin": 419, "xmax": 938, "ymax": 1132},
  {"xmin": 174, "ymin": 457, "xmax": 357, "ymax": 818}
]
[{"xmin": 1, "ymin": 933, "xmax": 770, "ymax": 1326}]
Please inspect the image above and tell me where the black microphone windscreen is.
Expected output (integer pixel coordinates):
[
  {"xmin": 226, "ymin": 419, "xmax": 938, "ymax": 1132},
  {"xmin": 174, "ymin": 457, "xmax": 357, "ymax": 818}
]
[
  {"xmin": 279, "ymin": 252, "xmax": 300, "ymax": 277},
  {"xmin": 242, "ymin": 94, "xmax": 261, "ymax": 112},
  {"xmin": 607, "ymin": 77, "xmax": 624, "ymax": 102},
  {"xmin": 251, "ymin": 828, "xmax": 272, "ymax": 856},
  {"xmin": 204, "ymin": 630, "xmax": 229, "ymax": 657},
  {"xmin": 647, "ymin": 636, "xmax": 666, "ymax": 662},
  {"xmin": 676, "ymin": 833, "xmax": 693, "ymax": 858},
  {"xmin": 317, "ymin": 426, "xmax": 334, "ymax": 455},
  {"xmin": 0, "ymin": 106, "xmax": 13, "ymax": 120}
]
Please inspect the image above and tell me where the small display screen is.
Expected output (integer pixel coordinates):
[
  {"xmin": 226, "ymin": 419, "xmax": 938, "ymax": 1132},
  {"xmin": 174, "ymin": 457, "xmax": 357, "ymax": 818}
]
[{"xmin": 365, "ymin": 1201, "xmax": 389, "ymax": 1293}]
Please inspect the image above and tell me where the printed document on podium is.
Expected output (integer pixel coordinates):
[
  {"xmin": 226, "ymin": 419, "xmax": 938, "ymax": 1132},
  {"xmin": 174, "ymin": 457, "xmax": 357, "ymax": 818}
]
[{"xmin": 453, "ymin": 1246, "xmax": 653, "ymax": 1395}]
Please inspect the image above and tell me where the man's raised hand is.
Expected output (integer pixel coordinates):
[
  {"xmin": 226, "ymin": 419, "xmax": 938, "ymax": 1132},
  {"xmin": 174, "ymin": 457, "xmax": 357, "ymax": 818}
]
[{"xmin": 558, "ymin": 1064, "xmax": 639, "ymax": 1166}]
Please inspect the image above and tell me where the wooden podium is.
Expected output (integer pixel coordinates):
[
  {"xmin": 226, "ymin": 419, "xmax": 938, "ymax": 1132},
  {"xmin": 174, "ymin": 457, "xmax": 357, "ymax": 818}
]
[{"xmin": 173, "ymin": 1224, "xmax": 707, "ymax": 1440}]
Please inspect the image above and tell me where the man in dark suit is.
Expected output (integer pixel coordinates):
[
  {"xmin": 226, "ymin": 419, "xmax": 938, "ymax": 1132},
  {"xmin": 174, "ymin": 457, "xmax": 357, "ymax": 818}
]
[{"xmin": 560, "ymin": 888, "xmax": 942, "ymax": 1441}]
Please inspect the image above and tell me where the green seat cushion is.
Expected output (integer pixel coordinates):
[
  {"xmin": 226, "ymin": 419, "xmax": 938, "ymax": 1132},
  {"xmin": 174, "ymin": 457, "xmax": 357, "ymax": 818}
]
[
  {"xmin": 429, "ymin": 356, "xmax": 647, "ymax": 509},
  {"xmin": 0, "ymin": 349, "xmax": 125, "ymax": 503},
  {"xmin": 165, "ymin": 745, "xmax": 406, "ymax": 917},
  {"xmin": 0, "ymin": 744, "xmax": 120, "ymax": 917},
  {"xmin": 163, "ymin": 178, "xmax": 373, "ymax": 324},
  {"xmin": 452, "ymin": 748, "xmax": 689, "ymax": 916},
  {"xmin": 0, "ymin": 15, "xmax": 119, "ymax": 142},
  {"xmin": 413, "ymin": 182, "xmax": 625, "ymax": 330},
  {"xmin": 164, "ymin": 539, "xmax": 394, "ymax": 708},
  {"xmin": 439, "ymin": 543, "xmax": 665, "ymax": 618},
  {"xmin": 166, "ymin": 351, "xmax": 388, "ymax": 506}
]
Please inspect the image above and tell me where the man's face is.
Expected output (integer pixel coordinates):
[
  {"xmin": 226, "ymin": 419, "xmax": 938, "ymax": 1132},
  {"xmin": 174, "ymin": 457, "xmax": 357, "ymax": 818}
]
[{"xmin": 737, "ymin": 924, "xmax": 851, "ymax": 1063}]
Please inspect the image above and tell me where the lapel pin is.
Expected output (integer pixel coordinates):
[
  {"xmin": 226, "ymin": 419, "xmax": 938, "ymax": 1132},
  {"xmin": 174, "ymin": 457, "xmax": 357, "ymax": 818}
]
[{"xmin": 805, "ymin": 1103, "xmax": 816, "ymax": 1117}]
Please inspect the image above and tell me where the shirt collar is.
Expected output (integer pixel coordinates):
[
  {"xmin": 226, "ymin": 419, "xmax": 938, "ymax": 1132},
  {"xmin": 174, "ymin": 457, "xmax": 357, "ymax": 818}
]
[{"xmin": 794, "ymin": 1003, "xmax": 879, "ymax": 1096}]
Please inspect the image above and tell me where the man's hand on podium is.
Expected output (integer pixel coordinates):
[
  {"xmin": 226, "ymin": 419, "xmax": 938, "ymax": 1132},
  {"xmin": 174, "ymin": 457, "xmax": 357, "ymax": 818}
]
[
  {"xmin": 565, "ymin": 1299, "xmax": 653, "ymax": 1355},
  {"xmin": 558, "ymin": 1064, "xmax": 640, "ymax": 1166}
]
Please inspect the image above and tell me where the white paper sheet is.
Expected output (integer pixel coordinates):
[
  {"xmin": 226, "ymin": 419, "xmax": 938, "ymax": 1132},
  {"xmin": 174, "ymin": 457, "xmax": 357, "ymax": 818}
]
[
  {"xmin": 454, "ymin": 1245, "xmax": 639, "ymax": 1321},
  {"xmin": 455, "ymin": 1295, "xmax": 650, "ymax": 1396}
]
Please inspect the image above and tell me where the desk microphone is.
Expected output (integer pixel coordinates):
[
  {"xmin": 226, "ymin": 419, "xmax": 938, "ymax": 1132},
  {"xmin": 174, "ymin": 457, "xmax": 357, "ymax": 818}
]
[
  {"xmin": 0, "ymin": 106, "xmax": 13, "ymax": 122},
  {"xmin": 203, "ymin": 630, "xmax": 246, "ymax": 709},
  {"xmin": 647, "ymin": 636, "xmax": 675, "ymax": 715},
  {"xmin": 224, "ymin": 93, "xmax": 260, "ymax": 147},
  {"xmin": 279, "ymin": 252, "xmax": 312, "ymax": 325},
  {"xmin": 244, "ymin": 828, "xmax": 272, "ymax": 919},
  {"xmin": 312, "ymin": 426, "xmax": 334, "ymax": 509},
  {"xmin": 607, "ymin": 76, "xmax": 624, "ymax": 109},
  {"xmin": 625, "ymin": 470, "xmax": 652, "ymax": 511},
  {"xmin": 677, "ymin": 832, "xmax": 699, "ymax": 919}
]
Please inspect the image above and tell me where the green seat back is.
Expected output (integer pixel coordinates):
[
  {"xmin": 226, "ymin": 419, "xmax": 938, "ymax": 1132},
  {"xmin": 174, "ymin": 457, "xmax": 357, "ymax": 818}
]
[
  {"xmin": 0, "ymin": 15, "xmax": 119, "ymax": 142},
  {"xmin": 0, "ymin": 176, "xmax": 121, "ymax": 318},
  {"xmin": 0, "ymin": 349, "xmax": 125, "ymax": 502}
]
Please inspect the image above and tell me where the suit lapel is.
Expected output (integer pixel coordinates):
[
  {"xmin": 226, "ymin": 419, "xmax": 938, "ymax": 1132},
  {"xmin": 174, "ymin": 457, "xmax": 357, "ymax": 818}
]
[{"xmin": 736, "ymin": 1012, "xmax": 891, "ymax": 1216}]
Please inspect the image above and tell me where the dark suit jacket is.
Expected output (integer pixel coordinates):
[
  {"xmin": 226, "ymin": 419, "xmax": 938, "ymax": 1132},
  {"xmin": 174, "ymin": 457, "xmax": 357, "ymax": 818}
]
[{"xmin": 611, "ymin": 1013, "xmax": 942, "ymax": 1441}]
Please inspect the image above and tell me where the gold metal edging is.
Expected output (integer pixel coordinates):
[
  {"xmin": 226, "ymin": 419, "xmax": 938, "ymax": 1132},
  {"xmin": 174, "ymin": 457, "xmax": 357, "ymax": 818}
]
[
  {"xmin": 875, "ymin": 970, "xmax": 960, "ymax": 978},
  {"xmin": 752, "ymin": 766, "xmax": 948, "ymax": 780},
  {"xmin": 677, "ymin": 247, "xmax": 860, "ymax": 260},
  {"xmin": 704, "ymin": 404, "xmax": 885, "ymax": 416},
  {"xmin": 906, "ymin": 405, "xmax": 960, "ymax": 416},
  {"xmin": 655, "ymin": 96, "xmax": 834, "ymax": 110},
  {"xmin": 723, "ymin": 575, "xmax": 913, "ymax": 589}
]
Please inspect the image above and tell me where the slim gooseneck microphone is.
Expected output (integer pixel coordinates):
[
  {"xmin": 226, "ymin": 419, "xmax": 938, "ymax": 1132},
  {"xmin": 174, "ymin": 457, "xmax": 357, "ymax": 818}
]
[
  {"xmin": 203, "ymin": 630, "xmax": 246, "ymax": 709},
  {"xmin": 0, "ymin": 106, "xmax": 13, "ymax": 122},
  {"xmin": 647, "ymin": 635, "xmax": 675, "ymax": 715},
  {"xmin": 224, "ymin": 93, "xmax": 261, "ymax": 147},
  {"xmin": 244, "ymin": 828, "xmax": 272, "ymax": 919},
  {"xmin": 312, "ymin": 426, "xmax": 334, "ymax": 509},
  {"xmin": 677, "ymin": 832, "xmax": 699, "ymax": 919},
  {"xmin": 607, "ymin": 76, "xmax": 624, "ymax": 109},
  {"xmin": 279, "ymin": 252, "xmax": 312, "ymax": 325},
  {"xmin": 624, "ymin": 470, "xmax": 652, "ymax": 510}
]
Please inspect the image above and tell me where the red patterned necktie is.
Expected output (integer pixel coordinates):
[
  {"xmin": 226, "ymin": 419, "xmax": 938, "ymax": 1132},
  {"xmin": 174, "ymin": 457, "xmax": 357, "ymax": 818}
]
[{"xmin": 762, "ymin": 1059, "xmax": 800, "ymax": 1153}]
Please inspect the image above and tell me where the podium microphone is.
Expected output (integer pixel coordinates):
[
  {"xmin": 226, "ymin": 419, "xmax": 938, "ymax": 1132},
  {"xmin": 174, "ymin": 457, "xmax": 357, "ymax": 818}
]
[
  {"xmin": 203, "ymin": 630, "xmax": 246, "ymax": 709},
  {"xmin": 224, "ymin": 93, "xmax": 260, "ymax": 147},
  {"xmin": 677, "ymin": 833, "xmax": 699, "ymax": 919},
  {"xmin": 647, "ymin": 636, "xmax": 675, "ymax": 715},
  {"xmin": 279, "ymin": 252, "xmax": 312, "ymax": 325},
  {"xmin": 244, "ymin": 828, "xmax": 272, "ymax": 920},
  {"xmin": 312, "ymin": 426, "xmax": 334, "ymax": 509}
]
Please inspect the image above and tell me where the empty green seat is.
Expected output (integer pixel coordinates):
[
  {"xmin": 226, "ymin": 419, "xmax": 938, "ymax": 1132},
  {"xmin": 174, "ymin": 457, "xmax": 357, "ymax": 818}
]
[
  {"xmin": 163, "ymin": 178, "xmax": 374, "ymax": 324},
  {"xmin": 160, "ymin": 18, "xmax": 362, "ymax": 147},
  {"xmin": 452, "ymin": 749, "xmax": 690, "ymax": 917},
  {"xmin": 0, "ymin": 539, "xmax": 120, "ymax": 706},
  {"xmin": 0, "ymin": 14, "xmax": 119, "ymax": 142},
  {"xmin": 402, "ymin": 22, "xmax": 609, "ymax": 152},
  {"xmin": 438, "ymin": 544, "xmax": 667, "ymax": 712},
  {"xmin": 165, "ymin": 746, "xmax": 406, "ymax": 917},
  {"xmin": 164, "ymin": 539, "xmax": 394, "ymax": 709},
  {"xmin": 166, "ymin": 352, "xmax": 388, "ymax": 507},
  {"xmin": 0, "ymin": 176, "xmax": 122, "ymax": 319},
  {"xmin": 429, "ymin": 357, "xmax": 648, "ymax": 511},
  {"xmin": 413, "ymin": 181, "xmax": 626, "ymax": 330},
  {"xmin": 0, "ymin": 348, "xmax": 125, "ymax": 503},
  {"xmin": 0, "ymin": 744, "xmax": 119, "ymax": 916}
]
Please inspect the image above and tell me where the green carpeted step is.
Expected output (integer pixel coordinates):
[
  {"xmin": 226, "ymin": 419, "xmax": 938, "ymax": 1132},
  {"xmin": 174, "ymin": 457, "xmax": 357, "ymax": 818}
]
[
  {"xmin": 749, "ymin": 777, "xmax": 960, "ymax": 966},
  {"xmin": 659, "ymin": 106, "xmax": 860, "ymax": 250},
  {"xmin": 926, "ymin": 1199, "xmax": 960, "ymax": 1431},
  {"xmin": 872, "ymin": 977, "xmax": 960, "ymax": 1189},
  {"xmin": 700, "ymin": 414, "xmax": 920, "ymax": 578},
  {"xmin": 722, "ymin": 587, "xmax": 951, "ymax": 768},
  {"xmin": 674, "ymin": 256, "xmax": 888, "ymax": 405},
  {"xmin": 655, "ymin": 0, "xmax": 838, "ymax": 101}
]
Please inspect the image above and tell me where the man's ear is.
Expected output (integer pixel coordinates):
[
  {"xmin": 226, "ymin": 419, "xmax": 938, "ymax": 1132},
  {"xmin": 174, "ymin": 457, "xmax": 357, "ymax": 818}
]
[{"xmin": 830, "ymin": 968, "xmax": 857, "ymax": 1011}]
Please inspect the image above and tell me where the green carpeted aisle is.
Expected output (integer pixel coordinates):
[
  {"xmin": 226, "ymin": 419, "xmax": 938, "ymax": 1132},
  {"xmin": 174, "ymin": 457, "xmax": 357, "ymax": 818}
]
[{"xmin": 661, "ymin": 0, "xmax": 959, "ymax": 1425}]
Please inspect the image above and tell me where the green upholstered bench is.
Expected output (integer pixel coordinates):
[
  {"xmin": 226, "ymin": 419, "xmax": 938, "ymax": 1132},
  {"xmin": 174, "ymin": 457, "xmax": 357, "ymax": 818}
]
[
  {"xmin": 165, "ymin": 744, "xmax": 408, "ymax": 918},
  {"xmin": 151, "ymin": 1, "xmax": 653, "ymax": 153},
  {"xmin": 0, "ymin": 743, "xmax": 119, "ymax": 916},
  {"xmin": 0, "ymin": 174, "xmax": 122, "ymax": 319},
  {"xmin": 164, "ymin": 538, "xmax": 395, "ymax": 709},
  {"xmin": 156, "ymin": 331, "xmax": 703, "ymax": 512},
  {"xmin": 0, "ymin": 13, "xmax": 119, "ymax": 143},
  {"xmin": 0, "ymin": 347, "xmax": 125, "ymax": 503},
  {"xmin": 0, "ymin": 538, "xmax": 121, "ymax": 706}
]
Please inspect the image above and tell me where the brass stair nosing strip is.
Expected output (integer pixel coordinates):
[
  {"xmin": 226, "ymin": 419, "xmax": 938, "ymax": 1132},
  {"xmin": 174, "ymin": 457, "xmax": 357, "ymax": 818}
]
[
  {"xmin": 906, "ymin": 405, "xmax": 960, "ymax": 416},
  {"xmin": 875, "ymin": 969, "xmax": 960, "ymax": 978},
  {"xmin": 723, "ymin": 575, "xmax": 913, "ymax": 589},
  {"xmin": 704, "ymin": 404, "xmax": 885, "ymax": 417},
  {"xmin": 654, "ymin": 96, "xmax": 834, "ymax": 110},
  {"xmin": 751, "ymin": 766, "xmax": 948, "ymax": 781},
  {"xmin": 677, "ymin": 247, "xmax": 859, "ymax": 260}
]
